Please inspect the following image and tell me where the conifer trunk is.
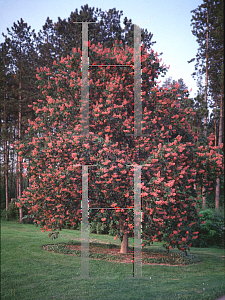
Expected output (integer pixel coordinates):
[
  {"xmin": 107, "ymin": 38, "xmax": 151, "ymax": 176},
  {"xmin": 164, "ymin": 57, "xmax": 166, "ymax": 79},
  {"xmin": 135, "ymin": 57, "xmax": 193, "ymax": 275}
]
[
  {"xmin": 9, "ymin": 132, "xmax": 15, "ymax": 202},
  {"xmin": 203, "ymin": 1, "xmax": 209, "ymax": 138},
  {"xmin": 18, "ymin": 88, "xmax": 23, "ymax": 222},
  {"xmin": 18, "ymin": 58, "xmax": 23, "ymax": 222},
  {"xmin": 3, "ymin": 84, "xmax": 9, "ymax": 220},
  {"xmin": 215, "ymin": 91, "xmax": 223, "ymax": 213},
  {"xmin": 4, "ymin": 139, "xmax": 8, "ymax": 220},
  {"xmin": 214, "ymin": 97, "xmax": 218, "ymax": 147},
  {"xmin": 202, "ymin": 1, "xmax": 209, "ymax": 210}
]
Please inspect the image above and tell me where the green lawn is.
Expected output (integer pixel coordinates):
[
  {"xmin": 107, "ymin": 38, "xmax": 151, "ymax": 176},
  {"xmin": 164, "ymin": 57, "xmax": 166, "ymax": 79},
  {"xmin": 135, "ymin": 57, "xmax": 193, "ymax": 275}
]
[{"xmin": 1, "ymin": 220, "xmax": 225, "ymax": 300}]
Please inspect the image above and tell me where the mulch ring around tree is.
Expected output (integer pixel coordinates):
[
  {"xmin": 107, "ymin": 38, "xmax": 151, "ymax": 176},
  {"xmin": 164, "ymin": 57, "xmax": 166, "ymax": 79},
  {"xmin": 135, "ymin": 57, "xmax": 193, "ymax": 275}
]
[{"xmin": 42, "ymin": 240, "xmax": 201, "ymax": 266}]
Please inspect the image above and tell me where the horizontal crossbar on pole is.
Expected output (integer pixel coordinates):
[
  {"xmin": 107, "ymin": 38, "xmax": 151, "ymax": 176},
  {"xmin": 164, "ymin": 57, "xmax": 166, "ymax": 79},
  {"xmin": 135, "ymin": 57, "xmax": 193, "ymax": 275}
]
[
  {"xmin": 72, "ymin": 21, "xmax": 149, "ymax": 24},
  {"xmin": 72, "ymin": 21, "xmax": 96, "ymax": 23},
  {"xmin": 72, "ymin": 164, "xmax": 146, "ymax": 167},
  {"xmin": 73, "ymin": 164, "xmax": 97, "ymax": 167},
  {"xmin": 88, "ymin": 208, "xmax": 134, "ymax": 210},
  {"xmin": 126, "ymin": 21, "xmax": 150, "ymax": 23},
  {"xmin": 125, "ymin": 134, "xmax": 151, "ymax": 137},
  {"xmin": 89, "ymin": 65, "xmax": 133, "ymax": 67}
]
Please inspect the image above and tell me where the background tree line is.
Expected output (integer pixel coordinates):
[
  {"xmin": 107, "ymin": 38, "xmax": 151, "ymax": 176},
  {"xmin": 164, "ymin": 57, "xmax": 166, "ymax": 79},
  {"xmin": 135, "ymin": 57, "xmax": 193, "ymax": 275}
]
[{"xmin": 0, "ymin": 2, "xmax": 224, "ymax": 223}]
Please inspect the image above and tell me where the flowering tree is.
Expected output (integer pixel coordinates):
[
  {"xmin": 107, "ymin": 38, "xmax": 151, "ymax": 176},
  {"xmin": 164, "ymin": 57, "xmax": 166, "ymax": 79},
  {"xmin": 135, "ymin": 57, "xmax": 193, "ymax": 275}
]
[{"xmin": 13, "ymin": 41, "xmax": 223, "ymax": 254}]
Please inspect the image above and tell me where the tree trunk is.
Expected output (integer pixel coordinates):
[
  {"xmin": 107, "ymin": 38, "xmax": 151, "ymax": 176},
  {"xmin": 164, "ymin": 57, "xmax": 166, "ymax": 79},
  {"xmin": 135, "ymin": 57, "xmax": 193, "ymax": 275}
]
[
  {"xmin": 119, "ymin": 215, "xmax": 129, "ymax": 254},
  {"xmin": 215, "ymin": 178, "xmax": 220, "ymax": 213},
  {"xmin": 18, "ymin": 65, "xmax": 23, "ymax": 222},
  {"xmin": 120, "ymin": 232, "xmax": 129, "ymax": 254},
  {"xmin": 214, "ymin": 96, "xmax": 218, "ymax": 147},
  {"xmin": 9, "ymin": 132, "xmax": 15, "ymax": 202},
  {"xmin": 3, "ymin": 85, "xmax": 9, "ymax": 220},
  {"xmin": 202, "ymin": 2, "xmax": 209, "ymax": 209},
  {"xmin": 204, "ymin": 2, "xmax": 209, "ymax": 137},
  {"xmin": 18, "ymin": 101, "xmax": 23, "ymax": 222},
  {"xmin": 202, "ymin": 186, "xmax": 206, "ymax": 210},
  {"xmin": 4, "ymin": 139, "xmax": 9, "ymax": 220},
  {"xmin": 16, "ymin": 154, "xmax": 19, "ymax": 199},
  {"xmin": 215, "ymin": 91, "xmax": 223, "ymax": 213}
]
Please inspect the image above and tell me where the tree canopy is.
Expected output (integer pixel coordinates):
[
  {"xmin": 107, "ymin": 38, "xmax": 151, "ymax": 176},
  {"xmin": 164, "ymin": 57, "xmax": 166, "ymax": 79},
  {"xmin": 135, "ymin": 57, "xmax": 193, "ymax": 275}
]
[{"xmin": 13, "ymin": 40, "xmax": 223, "ymax": 253}]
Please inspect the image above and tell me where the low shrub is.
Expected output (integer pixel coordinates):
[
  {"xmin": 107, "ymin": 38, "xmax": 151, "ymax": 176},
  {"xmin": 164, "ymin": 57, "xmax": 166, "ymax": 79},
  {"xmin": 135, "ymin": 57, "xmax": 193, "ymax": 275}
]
[
  {"xmin": 0, "ymin": 201, "xmax": 31, "ymax": 221},
  {"xmin": 1, "ymin": 202, "xmax": 19, "ymax": 220},
  {"xmin": 191, "ymin": 209, "xmax": 224, "ymax": 248},
  {"xmin": 61, "ymin": 220, "xmax": 81, "ymax": 230},
  {"xmin": 22, "ymin": 215, "xmax": 34, "ymax": 224},
  {"xmin": 90, "ymin": 219, "xmax": 108, "ymax": 234}
]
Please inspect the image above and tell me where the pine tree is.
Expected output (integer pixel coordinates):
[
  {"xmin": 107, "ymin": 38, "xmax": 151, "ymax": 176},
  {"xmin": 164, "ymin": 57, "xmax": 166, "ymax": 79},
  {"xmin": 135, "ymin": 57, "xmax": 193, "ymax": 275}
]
[
  {"xmin": 189, "ymin": 0, "xmax": 224, "ymax": 210},
  {"xmin": 2, "ymin": 19, "xmax": 41, "ymax": 221},
  {"xmin": 40, "ymin": 4, "xmax": 156, "ymax": 59}
]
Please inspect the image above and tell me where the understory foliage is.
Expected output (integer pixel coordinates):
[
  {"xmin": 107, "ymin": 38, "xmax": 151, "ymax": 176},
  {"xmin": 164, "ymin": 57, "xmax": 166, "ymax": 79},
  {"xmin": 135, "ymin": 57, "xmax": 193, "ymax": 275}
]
[
  {"xmin": 191, "ymin": 209, "xmax": 224, "ymax": 248},
  {"xmin": 13, "ymin": 41, "xmax": 223, "ymax": 252}
]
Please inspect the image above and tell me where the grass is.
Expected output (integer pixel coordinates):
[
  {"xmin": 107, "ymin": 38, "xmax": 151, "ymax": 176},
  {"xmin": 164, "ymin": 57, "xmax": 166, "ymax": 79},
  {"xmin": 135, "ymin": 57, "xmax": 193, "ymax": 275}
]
[{"xmin": 1, "ymin": 219, "xmax": 225, "ymax": 300}]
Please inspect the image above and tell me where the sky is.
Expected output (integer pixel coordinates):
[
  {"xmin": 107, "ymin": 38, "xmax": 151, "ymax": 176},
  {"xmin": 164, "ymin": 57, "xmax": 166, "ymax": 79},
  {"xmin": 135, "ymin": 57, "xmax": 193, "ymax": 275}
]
[{"xmin": 0, "ymin": 0, "xmax": 203, "ymax": 98}]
